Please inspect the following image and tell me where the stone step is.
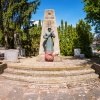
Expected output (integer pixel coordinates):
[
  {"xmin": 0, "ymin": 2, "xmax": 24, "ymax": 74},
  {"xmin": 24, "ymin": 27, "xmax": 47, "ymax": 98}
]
[
  {"xmin": 7, "ymin": 63, "xmax": 93, "ymax": 71},
  {"xmin": 1, "ymin": 73, "xmax": 99, "ymax": 84},
  {"xmin": 4, "ymin": 68, "xmax": 95, "ymax": 77}
]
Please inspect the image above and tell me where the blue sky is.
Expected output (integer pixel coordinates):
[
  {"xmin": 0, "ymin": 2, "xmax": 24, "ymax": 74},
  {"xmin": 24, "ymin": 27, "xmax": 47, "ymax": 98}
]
[{"xmin": 31, "ymin": 0, "xmax": 86, "ymax": 27}]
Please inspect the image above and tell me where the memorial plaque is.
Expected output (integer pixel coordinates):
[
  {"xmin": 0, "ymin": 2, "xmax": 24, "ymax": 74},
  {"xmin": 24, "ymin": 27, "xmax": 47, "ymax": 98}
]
[{"xmin": 74, "ymin": 48, "xmax": 81, "ymax": 57}]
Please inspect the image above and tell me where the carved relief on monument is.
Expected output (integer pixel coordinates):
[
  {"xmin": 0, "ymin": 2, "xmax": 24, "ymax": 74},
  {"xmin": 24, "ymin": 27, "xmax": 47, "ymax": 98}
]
[
  {"xmin": 45, "ymin": 10, "xmax": 54, "ymax": 19},
  {"xmin": 45, "ymin": 20, "xmax": 55, "ymax": 29}
]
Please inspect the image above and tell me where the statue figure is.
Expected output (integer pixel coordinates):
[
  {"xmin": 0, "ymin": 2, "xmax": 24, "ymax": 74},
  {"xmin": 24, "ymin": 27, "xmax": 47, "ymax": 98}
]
[{"xmin": 43, "ymin": 28, "xmax": 55, "ymax": 61}]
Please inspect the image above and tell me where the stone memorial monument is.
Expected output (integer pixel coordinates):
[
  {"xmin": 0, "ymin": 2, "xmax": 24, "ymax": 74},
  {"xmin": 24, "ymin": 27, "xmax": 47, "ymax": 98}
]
[{"xmin": 38, "ymin": 9, "xmax": 62, "ymax": 61}]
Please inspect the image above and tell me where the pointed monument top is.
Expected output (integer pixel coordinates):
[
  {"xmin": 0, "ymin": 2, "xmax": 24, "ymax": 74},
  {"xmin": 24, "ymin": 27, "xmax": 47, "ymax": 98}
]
[{"xmin": 45, "ymin": 9, "xmax": 55, "ymax": 11}]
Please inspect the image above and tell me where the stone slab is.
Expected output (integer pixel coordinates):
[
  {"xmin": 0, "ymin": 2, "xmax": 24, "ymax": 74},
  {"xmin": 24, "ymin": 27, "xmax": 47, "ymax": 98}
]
[{"xmin": 0, "ymin": 78, "xmax": 100, "ymax": 100}]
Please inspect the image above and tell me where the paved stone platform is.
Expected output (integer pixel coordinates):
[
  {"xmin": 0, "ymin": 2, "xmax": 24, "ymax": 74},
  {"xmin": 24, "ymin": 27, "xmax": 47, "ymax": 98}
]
[
  {"xmin": 0, "ymin": 56, "xmax": 100, "ymax": 99},
  {"xmin": 2, "ymin": 56, "xmax": 94, "ymax": 68},
  {"xmin": 1, "ymin": 56, "xmax": 99, "ymax": 84},
  {"xmin": 0, "ymin": 77, "xmax": 100, "ymax": 100}
]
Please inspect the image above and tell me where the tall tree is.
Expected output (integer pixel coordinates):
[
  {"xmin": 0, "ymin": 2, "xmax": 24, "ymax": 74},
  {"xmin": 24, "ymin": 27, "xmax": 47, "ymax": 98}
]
[
  {"xmin": 59, "ymin": 21, "xmax": 78, "ymax": 56},
  {"xmin": 82, "ymin": 0, "xmax": 100, "ymax": 33},
  {"xmin": 0, "ymin": 0, "xmax": 3, "ymax": 30},
  {"xmin": 58, "ymin": 20, "xmax": 92, "ymax": 57},
  {"xmin": 0, "ymin": 0, "xmax": 4, "ymax": 45},
  {"xmin": 76, "ymin": 19, "xmax": 92, "ymax": 57},
  {"xmin": 1, "ymin": 0, "xmax": 40, "ymax": 49},
  {"xmin": 22, "ymin": 21, "xmax": 41, "ymax": 56},
  {"xmin": 61, "ymin": 20, "xmax": 64, "ymax": 34},
  {"xmin": 38, "ymin": 19, "xmax": 42, "ymax": 30}
]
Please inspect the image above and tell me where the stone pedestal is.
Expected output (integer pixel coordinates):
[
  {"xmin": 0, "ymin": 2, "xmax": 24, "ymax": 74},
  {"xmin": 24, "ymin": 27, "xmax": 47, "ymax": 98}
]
[
  {"xmin": 37, "ymin": 55, "xmax": 62, "ymax": 62},
  {"xmin": 38, "ymin": 9, "xmax": 61, "ymax": 61}
]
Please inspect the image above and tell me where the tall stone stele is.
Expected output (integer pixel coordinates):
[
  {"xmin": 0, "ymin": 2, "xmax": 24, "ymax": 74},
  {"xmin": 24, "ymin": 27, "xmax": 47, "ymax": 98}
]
[{"xmin": 38, "ymin": 9, "xmax": 62, "ymax": 61}]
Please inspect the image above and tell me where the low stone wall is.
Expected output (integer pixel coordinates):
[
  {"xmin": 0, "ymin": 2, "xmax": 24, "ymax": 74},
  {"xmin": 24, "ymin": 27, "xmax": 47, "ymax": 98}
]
[
  {"xmin": 0, "ymin": 62, "xmax": 7, "ymax": 74},
  {"xmin": 92, "ymin": 63, "xmax": 100, "ymax": 78},
  {"xmin": 0, "ymin": 50, "xmax": 5, "ymax": 59}
]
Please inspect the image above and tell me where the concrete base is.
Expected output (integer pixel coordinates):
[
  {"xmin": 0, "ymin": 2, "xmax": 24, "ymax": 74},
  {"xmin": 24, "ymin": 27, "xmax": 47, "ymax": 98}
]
[{"xmin": 37, "ymin": 55, "xmax": 62, "ymax": 62}]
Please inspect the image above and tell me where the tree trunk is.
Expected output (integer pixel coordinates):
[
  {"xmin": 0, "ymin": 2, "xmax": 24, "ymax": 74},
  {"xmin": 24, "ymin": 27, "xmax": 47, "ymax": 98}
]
[
  {"xmin": 4, "ymin": 32, "xmax": 8, "ymax": 49},
  {"xmin": 0, "ymin": 0, "xmax": 3, "ymax": 30}
]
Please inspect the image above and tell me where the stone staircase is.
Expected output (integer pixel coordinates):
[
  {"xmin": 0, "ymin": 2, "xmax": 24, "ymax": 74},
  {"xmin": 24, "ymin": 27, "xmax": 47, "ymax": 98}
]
[{"xmin": 1, "ymin": 61, "xmax": 99, "ymax": 84}]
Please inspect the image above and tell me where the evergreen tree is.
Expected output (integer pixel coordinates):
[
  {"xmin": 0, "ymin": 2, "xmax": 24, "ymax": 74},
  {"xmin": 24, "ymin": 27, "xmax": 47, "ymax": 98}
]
[
  {"xmin": 0, "ymin": 0, "xmax": 3, "ymax": 30},
  {"xmin": 1, "ymin": 0, "xmax": 40, "ymax": 49},
  {"xmin": 38, "ymin": 20, "xmax": 42, "ymax": 29},
  {"xmin": 65, "ymin": 25, "xmax": 74, "ymax": 56},
  {"xmin": 58, "ymin": 20, "xmax": 92, "ymax": 57},
  {"xmin": 61, "ymin": 20, "xmax": 64, "ymax": 34},
  {"xmin": 22, "ymin": 20, "xmax": 41, "ymax": 56},
  {"xmin": 59, "ymin": 21, "xmax": 77, "ymax": 56},
  {"xmin": 76, "ymin": 19, "xmax": 92, "ymax": 57},
  {"xmin": 72, "ymin": 27, "xmax": 79, "ymax": 48},
  {"xmin": 0, "ymin": 0, "xmax": 4, "ymax": 45},
  {"xmin": 65, "ymin": 21, "xmax": 67, "ymax": 31}
]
